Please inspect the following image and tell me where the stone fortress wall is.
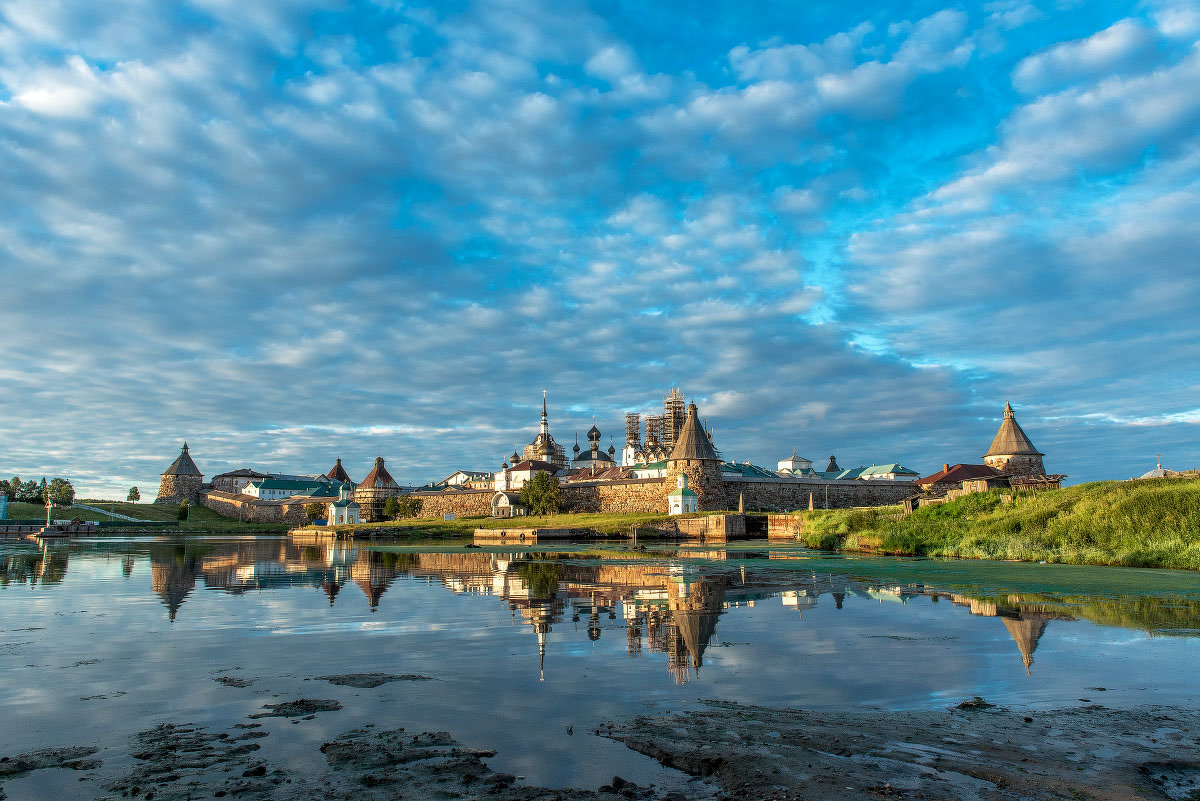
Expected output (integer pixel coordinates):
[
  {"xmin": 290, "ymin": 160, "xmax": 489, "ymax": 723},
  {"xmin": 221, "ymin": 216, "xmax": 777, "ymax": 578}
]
[
  {"xmin": 402, "ymin": 475, "xmax": 915, "ymax": 520},
  {"xmin": 199, "ymin": 490, "xmax": 308, "ymax": 524}
]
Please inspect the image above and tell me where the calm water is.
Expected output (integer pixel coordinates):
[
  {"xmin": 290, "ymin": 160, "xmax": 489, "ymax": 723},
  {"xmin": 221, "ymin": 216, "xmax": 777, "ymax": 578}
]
[{"xmin": 2, "ymin": 535, "xmax": 1199, "ymax": 796}]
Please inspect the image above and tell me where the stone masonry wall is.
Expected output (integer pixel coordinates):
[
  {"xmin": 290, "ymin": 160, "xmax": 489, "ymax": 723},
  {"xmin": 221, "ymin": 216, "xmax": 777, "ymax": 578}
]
[
  {"xmin": 156, "ymin": 474, "xmax": 203, "ymax": 504},
  {"xmin": 562, "ymin": 479, "xmax": 668, "ymax": 514},
  {"xmin": 411, "ymin": 490, "xmax": 494, "ymax": 519},
  {"xmin": 199, "ymin": 491, "xmax": 307, "ymax": 524},
  {"xmin": 370, "ymin": 476, "xmax": 913, "ymax": 521},
  {"xmin": 984, "ymin": 454, "xmax": 1046, "ymax": 477},
  {"xmin": 727, "ymin": 478, "xmax": 916, "ymax": 511}
]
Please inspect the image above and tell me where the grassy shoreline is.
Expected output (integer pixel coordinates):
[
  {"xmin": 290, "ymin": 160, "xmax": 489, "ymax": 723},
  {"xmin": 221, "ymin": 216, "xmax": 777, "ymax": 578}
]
[{"xmin": 797, "ymin": 477, "xmax": 1200, "ymax": 570}]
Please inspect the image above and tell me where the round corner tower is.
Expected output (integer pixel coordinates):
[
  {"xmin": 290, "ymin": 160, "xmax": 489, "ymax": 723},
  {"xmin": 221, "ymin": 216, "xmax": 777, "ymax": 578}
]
[
  {"xmin": 983, "ymin": 402, "xmax": 1046, "ymax": 476},
  {"xmin": 353, "ymin": 456, "xmax": 401, "ymax": 522},
  {"xmin": 665, "ymin": 402, "xmax": 726, "ymax": 511},
  {"xmin": 156, "ymin": 441, "xmax": 204, "ymax": 504}
]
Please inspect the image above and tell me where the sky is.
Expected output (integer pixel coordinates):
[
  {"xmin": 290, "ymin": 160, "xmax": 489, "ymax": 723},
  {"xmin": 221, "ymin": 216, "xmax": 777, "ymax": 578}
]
[{"xmin": 1, "ymin": 0, "xmax": 1198, "ymax": 497}]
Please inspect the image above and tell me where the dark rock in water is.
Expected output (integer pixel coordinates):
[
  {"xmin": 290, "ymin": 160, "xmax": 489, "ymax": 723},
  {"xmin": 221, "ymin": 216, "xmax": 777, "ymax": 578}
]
[
  {"xmin": 214, "ymin": 675, "xmax": 254, "ymax": 688},
  {"xmin": 0, "ymin": 746, "xmax": 100, "ymax": 778},
  {"xmin": 317, "ymin": 673, "xmax": 433, "ymax": 688},
  {"xmin": 241, "ymin": 765, "xmax": 267, "ymax": 777},
  {"xmin": 956, "ymin": 696, "xmax": 995, "ymax": 710},
  {"xmin": 249, "ymin": 699, "xmax": 342, "ymax": 718},
  {"xmin": 465, "ymin": 543, "xmax": 481, "ymax": 549}
]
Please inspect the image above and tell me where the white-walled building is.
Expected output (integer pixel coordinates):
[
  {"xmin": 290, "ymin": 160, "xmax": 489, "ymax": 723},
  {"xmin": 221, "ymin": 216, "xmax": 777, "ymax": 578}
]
[
  {"xmin": 326, "ymin": 485, "xmax": 361, "ymax": 525},
  {"xmin": 667, "ymin": 473, "xmax": 699, "ymax": 515},
  {"xmin": 777, "ymin": 451, "xmax": 814, "ymax": 475}
]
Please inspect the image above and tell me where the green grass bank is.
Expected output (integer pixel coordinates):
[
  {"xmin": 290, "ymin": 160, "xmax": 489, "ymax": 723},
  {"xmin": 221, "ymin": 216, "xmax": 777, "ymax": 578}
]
[
  {"xmin": 4, "ymin": 500, "xmax": 286, "ymax": 532},
  {"xmin": 798, "ymin": 478, "xmax": 1200, "ymax": 570}
]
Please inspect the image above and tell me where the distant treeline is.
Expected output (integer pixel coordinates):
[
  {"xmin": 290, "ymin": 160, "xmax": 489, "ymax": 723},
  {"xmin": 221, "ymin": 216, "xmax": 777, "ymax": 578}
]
[{"xmin": 1, "ymin": 476, "xmax": 76, "ymax": 505}]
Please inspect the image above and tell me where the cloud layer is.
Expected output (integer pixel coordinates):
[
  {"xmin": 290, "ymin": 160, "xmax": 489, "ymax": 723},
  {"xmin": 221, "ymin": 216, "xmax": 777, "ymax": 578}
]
[{"xmin": 1, "ymin": 0, "xmax": 1197, "ymax": 496}]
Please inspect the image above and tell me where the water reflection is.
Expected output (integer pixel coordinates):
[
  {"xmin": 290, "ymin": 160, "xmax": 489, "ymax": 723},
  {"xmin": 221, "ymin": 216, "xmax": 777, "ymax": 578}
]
[{"xmin": 3, "ymin": 537, "xmax": 1199, "ymax": 685}]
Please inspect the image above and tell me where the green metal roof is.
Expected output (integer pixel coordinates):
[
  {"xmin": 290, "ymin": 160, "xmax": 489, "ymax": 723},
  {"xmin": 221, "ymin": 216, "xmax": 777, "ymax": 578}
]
[
  {"xmin": 858, "ymin": 464, "xmax": 919, "ymax": 477},
  {"xmin": 721, "ymin": 461, "xmax": 779, "ymax": 478},
  {"xmin": 668, "ymin": 487, "xmax": 697, "ymax": 497}
]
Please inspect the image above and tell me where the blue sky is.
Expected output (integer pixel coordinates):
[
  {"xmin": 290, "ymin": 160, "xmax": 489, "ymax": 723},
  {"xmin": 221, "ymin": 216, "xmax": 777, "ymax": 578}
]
[{"xmin": 1, "ymin": 0, "xmax": 1198, "ymax": 497}]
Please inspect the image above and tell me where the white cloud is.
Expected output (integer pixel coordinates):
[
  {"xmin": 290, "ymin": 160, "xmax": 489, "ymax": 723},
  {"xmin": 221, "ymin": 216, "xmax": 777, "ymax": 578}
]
[{"xmin": 1012, "ymin": 19, "xmax": 1158, "ymax": 93}]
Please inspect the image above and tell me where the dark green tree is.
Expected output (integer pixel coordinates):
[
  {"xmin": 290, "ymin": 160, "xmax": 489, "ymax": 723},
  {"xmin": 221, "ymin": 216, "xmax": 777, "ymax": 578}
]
[
  {"xmin": 48, "ymin": 478, "xmax": 74, "ymax": 506},
  {"xmin": 37, "ymin": 477, "xmax": 48, "ymax": 503},
  {"xmin": 394, "ymin": 496, "xmax": 421, "ymax": 519},
  {"xmin": 177, "ymin": 500, "xmax": 190, "ymax": 521},
  {"xmin": 519, "ymin": 472, "xmax": 562, "ymax": 516},
  {"xmin": 17, "ymin": 478, "xmax": 39, "ymax": 502},
  {"xmin": 0, "ymin": 478, "xmax": 9, "ymax": 498},
  {"xmin": 127, "ymin": 487, "xmax": 140, "ymax": 502},
  {"xmin": 383, "ymin": 496, "xmax": 402, "ymax": 520},
  {"xmin": 304, "ymin": 502, "xmax": 326, "ymax": 523}
]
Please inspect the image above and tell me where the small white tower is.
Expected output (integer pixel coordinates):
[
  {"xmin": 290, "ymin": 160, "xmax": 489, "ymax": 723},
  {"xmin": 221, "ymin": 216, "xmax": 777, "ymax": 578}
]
[{"xmin": 667, "ymin": 472, "xmax": 699, "ymax": 515}]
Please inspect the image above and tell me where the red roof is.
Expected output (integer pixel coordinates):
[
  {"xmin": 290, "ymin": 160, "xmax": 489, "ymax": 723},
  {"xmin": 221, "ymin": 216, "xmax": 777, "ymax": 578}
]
[
  {"xmin": 916, "ymin": 463, "xmax": 1001, "ymax": 486},
  {"xmin": 507, "ymin": 460, "xmax": 560, "ymax": 473}
]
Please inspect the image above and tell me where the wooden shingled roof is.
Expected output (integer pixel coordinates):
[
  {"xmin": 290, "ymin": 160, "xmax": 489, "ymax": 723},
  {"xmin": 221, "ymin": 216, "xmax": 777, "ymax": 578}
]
[
  {"xmin": 667, "ymin": 402, "xmax": 719, "ymax": 462},
  {"xmin": 162, "ymin": 442, "xmax": 203, "ymax": 476},
  {"xmin": 985, "ymin": 402, "xmax": 1043, "ymax": 457}
]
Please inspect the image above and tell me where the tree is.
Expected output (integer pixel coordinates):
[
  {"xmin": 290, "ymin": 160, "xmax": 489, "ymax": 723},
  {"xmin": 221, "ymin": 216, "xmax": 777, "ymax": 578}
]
[
  {"xmin": 383, "ymin": 496, "xmax": 402, "ymax": 520},
  {"xmin": 519, "ymin": 472, "xmax": 562, "ymax": 516},
  {"xmin": 0, "ymin": 478, "xmax": 9, "ymax": 498},
  {"xmin": 177, "ymin": 500, "xmax": 190, "ymax": 521},
  {"xmin": 48, "ymin": 478, "xmax": 74, "ymax": 506},
  {"xmin": 395, "ymin": 496, "xmax": 421, "ymax": 519},
  {"xmin": 37, "ymin": 477, "xmax": 47, "ymax": 503},
  {"xmin": 127, "ymin": 487, "xmax": 140, "ymax": 502},
  {"xmin": 304, "ymin": 502, "xmax": 326, "ymax": 523},
  {"xmin": 10, "ymin": 476, "xmax": 38, "ymax": 502}
]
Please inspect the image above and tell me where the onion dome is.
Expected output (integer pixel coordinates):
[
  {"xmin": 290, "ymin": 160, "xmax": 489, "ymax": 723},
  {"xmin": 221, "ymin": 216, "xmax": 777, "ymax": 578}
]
[
  {"xmin": 587, "ymin": 422, "xmax": 602, "ymax": 443},
  {"xmin": 573, "ymin": 434, "xmax": 581, "ymax": 455}
]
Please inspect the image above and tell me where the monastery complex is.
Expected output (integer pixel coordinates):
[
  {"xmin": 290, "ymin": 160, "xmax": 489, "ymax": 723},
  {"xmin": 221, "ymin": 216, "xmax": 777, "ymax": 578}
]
[{"xmin": 155, "ymin": 390, "xmax": 1061, "ymax": 526}]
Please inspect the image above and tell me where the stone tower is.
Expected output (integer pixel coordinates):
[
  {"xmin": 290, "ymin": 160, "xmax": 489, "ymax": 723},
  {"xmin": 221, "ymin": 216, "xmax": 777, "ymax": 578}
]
[
  {"xmin": 665, "ymin": 402, "xmax": 725, "ymax": 511},
  {"xmin": 156, "ymin": 442, "xmax": 204, "ymax": 504},
  {"xmin": 353, "ymin": 457, "xmax": 401, "ymax": 522},
  {"xmin": 983, "ymin": 402, "xmax": 1046, "ymax": 476}
]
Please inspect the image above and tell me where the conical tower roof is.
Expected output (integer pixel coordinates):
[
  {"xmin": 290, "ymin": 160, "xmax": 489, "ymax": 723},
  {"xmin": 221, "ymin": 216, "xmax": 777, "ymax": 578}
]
[
  {"xmin": 1001, "ymin": 615, "xmax": 1049, "ymax": 674},
  {"xmin": 985, "ymin": 402, "xmax": 1043, "ymax": 457},
  {"xmin": 668, "ymin": 403, "xmax": 719, "ymax": 462},
  {"xmin": 162, "ymin": 442, "xmax": 203, "ymax": 477},
  {"xmin": 326, "ymin": 457, "xmax": 352, "ymax": 484},
  {"xmin": 360, "ymin": 457, "xmax": 399, "ymax": 489}
]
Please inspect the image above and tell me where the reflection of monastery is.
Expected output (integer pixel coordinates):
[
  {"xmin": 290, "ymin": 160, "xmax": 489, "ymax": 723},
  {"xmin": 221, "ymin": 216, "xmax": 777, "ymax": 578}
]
[{"xmin": 122, "ymin": 539, "xmax": 1090, "ymax": 681}]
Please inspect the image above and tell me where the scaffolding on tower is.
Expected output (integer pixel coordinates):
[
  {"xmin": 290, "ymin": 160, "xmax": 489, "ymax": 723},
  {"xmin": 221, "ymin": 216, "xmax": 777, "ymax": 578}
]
[
  {"xmin": 625, "ymin": 412, "xmax": 642, "ymax": 447},
  {"xmin": 645, "ymin": 414, "xmax": 664, "ymax": 444},
  {"xmin": 662, "ymin": 388, "xmax": 686, "ymax": 451}
]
